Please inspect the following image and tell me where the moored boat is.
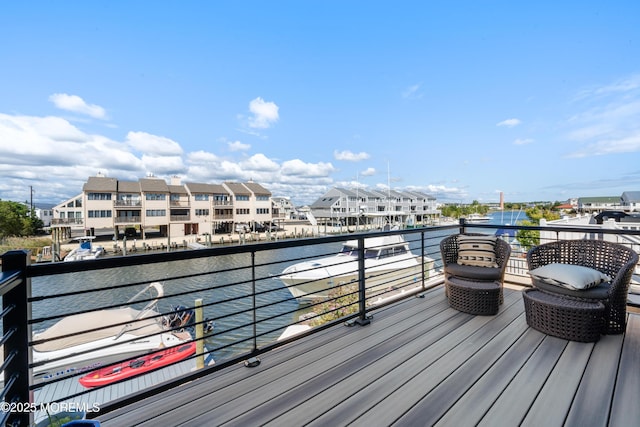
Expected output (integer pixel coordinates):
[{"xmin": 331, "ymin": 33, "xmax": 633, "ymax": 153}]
[
  {"xmin": 32, "ymin": 282, "xmax": 193, "ymax": 383},
  {"xmin": 464, "ymin": 213, "xmax": 491, "ymax": 223},
  {"xmin": 63, "ymin": 236, "xmax": 105, "ymax": 261},
  {"xmin": 279, "ymin": 234, "xmax": 434, "ymax": 302}
]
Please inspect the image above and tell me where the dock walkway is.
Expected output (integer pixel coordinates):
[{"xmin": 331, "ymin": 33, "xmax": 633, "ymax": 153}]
[{"xmin": 97, "ymin": 285, "xmax": 640, "ymax": 426}]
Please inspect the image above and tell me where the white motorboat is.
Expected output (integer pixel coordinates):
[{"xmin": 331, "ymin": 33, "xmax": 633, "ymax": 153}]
[
  {"xmin": 32, "ymin": 282, "xmax": 193, "ymax": 383},
  {"xmin": 465, "ymin": 213, "xmax": 491, "ymax": 223},
  {"xmin": 280, "ymin": 234, "xmax": 434, "ymax": 301},
  {"xmin": 63, "ymin": 236, "xmax": 105, "ymax": 261}
]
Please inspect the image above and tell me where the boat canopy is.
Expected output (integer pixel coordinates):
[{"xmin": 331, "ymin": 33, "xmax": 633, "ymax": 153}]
[{"xmin": 33, "ymin": 307, "xmax": 163, "ymax": 352}]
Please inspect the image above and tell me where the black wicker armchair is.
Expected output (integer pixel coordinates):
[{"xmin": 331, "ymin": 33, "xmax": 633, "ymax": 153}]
[
  {"xmin": 527, "ymin": 239, "xmax": 639, "ymax": 335},
  {"xmin": 440, "ymin": 233, "xmax": 512, "ymax": 314}
]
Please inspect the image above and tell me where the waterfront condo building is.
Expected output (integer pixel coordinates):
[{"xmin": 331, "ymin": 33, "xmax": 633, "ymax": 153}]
[{"xmin": 52, "ymin": 174, "xmax": 274, "ymax": 239}]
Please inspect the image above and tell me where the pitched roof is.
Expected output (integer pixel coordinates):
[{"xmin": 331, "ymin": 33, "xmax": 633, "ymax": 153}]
[
  {"xmin": 622, "ymin": 191, "xmax": 640, "ymax": 202},
  {"xmin": 578, "ymin": 196, "xmax": 621, "ymax": 203},
  {"xmin": 139, "ymin": 178, "xmax": 169, "ymax": 192},
  {"xmin": 83, "ymin": 176, "xmax": 118, "ymax": 192},
  {"xmin": 117, "ymin": 180, "xmax": 141, "ymax": 193},
  {"xmin": 243, "ymin": 181, "xmax": 271, "ymax": 196},
  {"xmin": 224, "ymin": 182, "xmax": 251, "ymax": 195}
]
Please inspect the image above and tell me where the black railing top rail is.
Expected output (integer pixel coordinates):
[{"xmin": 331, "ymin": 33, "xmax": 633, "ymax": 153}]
[
  {"xmin": 0, "ymin": 269, "xmax": 22, "ymax": 297},
  {"xmin": 26, "ymin": 225, "xmax": 458, "ymax": 278},
  {"xmin": 5, "ymin": 220, "xmax": 640, "ymax": 424}
]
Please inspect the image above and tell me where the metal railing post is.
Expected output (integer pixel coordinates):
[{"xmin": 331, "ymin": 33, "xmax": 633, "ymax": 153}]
[
  {"xmin": 459, "ymin": 217, "xmax": 467, "ymax": 234},
  {"xmin": 354, "ymin": 236, "xmax": 370, "ymax": 326},
  {"xmin": 251, "ymin": 251, "xmax": 257, "ymax": 352},
  {"xmin": 1, "ymin": 250, "xmax": 31, "ymax": 427},
  {"xmin": 421, "ymin": 230, "xmax": 426, "ymax": 291}
]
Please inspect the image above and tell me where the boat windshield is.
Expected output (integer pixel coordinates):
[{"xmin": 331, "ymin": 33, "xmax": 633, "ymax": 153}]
[
  {"xmin": 339, "ymin": 246, "xmax": 379, "ymax": 259},
  {"xmin": 339, "ymin": 246, "xmax": 359, "ymax": 257},
  {"xmin": 379, "ymin": 245, "xmax": 408, "ymax": 258}
]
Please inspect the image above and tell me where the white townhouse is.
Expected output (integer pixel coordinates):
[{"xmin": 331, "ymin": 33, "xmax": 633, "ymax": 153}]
[
  {"xmin": 309, "ymin": 187, "xmax": 440, "ymax": 228},
  {"xmin": 621, "ymin": 191, "xmax": 640, "ymax": 212},
  {"xmin": 577, "ymin": 196, "xmax": 624, "ymax": 213},
  {"xmin": 52, "ymin": 174, "xmax": 274, "ymax": 239}
]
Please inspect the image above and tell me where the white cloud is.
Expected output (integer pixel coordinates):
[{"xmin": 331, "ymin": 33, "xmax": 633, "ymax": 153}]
[
  {"xmin": 126, "ymin": 131, "xmax": 183, "ymax": 156},
  {"xmin": 228, "ymin": 140, "xmax": 250, "ymax": 151},
  {"xmin": 0, "ymin": 113, "xmax": 146, "ymax": 202},
  {"xmin": 49, "ymin": 93, "xmax": 107, "ymax": 119},
  {"xmin": 141, "ymin": 155, "xmax": 185, "ymax": 175},
  {"xmin": 575, "ymin": 73, "xmax": 640, "ymax": 100},
  {"xmin": 248, "ymin": 97, "xmax": 279, "ymax": 129},
  {"xmin": 360, "ymin": 167, "xmax": 376, "ymax": 176},
  {"xmin": 566, "ymin": 75, "xmax": 640, "ymax": 158},
  {"xmin": 497, "ymin": 118, "xmax": 521, "ymax": 127},
  {"xmin": 240, "ymin": 153, "xmax": 280, "ymax": 172},
  {"xmin": 187, "ymin": 150, "xmax": 220, "ymax": 164},
  {"xmin": 567, "ymin": 132, "xmax": 640, "ymax": 158},
  {"xmin": 402, "ymin": 83, "xmax": 423, "ymax": 99},
  {"xmin": 334, "ymin": 150, "xmax": 370, "ymax": 161},
  {"xmin": 514, "ymin": 138, "xmax": 534, "ymax": 145},
  {"xmin": 281, "ymin": 159, "xmax": 335, "ymax": 177}
]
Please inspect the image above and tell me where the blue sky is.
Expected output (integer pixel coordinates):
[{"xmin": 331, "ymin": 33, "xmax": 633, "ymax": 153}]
[{"xmin": 1, "ymin": 2, "xmax": 640, "ymax": 207}]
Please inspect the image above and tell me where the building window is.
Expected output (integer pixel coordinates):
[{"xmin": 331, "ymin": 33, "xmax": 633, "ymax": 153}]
[
  {"xmin": 256, "ymin": 208, "xmax": 270, "ymax": 214},
  {"xmin": 87, "ymin": 193, "xmax": 111, "ymax": 200},
  {"xmin": 194, "ymin": 194, "xmax": 209, "ymax": 201},
  {"xmin": 256, "ymin": 195, "xmax": 269, "ymax": 201},
  {"xmin": 145, "ymin": 209, "xmax": 166, "ymax": 217},
  {"xmin": 236, "ymin": 208, "xmax": 250, "ymax": 215},
  {"xmin": 236, "ymin": 195, "xmax": 250, "ymax": 201},
  {"xmin": 88, "ymin": 210, "xmax": 112, "ymax": 218},
  {"xmin": 146, "ymin": 193, "xmax": 166, "ymax": 201},
  {"xmin": 195, "ymin": 209, "xmax": 210, "ymax": 216}
]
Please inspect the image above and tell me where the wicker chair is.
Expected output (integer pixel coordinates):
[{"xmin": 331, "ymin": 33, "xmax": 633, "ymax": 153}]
[
  {"xmin": 440, "ymin": 233, "xmax": 512, "ymax": 314},
  {"xmin": 527, "ymin": 239, "xmax": 639, "ymax": 335}
]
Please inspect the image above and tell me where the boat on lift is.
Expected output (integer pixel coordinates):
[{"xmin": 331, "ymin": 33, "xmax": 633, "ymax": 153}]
[
  {"xmin": 279, "ymin": 233, "xmax": 434, "ymax": 302},
  {"xmin": 32, "ymin": 282, "xmax": 193, "ymax": 383},
  {"xmin": 63, "ymin": 236, "xmax": 105, "ymax": 261},
  {"xmin": 464, "ymin": 213, "xmax": 491, "ymax": 223}
]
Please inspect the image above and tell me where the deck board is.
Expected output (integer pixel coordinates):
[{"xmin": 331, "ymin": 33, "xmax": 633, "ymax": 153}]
[
  {"xmin": 609, "ymin": 314, "xmax": 640, "ymax": 426},
  {"xmin": 520, "ymin": 340, "xmax": 595, "ymax": 427},
  {"xmin": 96, "ymin": 286, "xmax": 640, "ymax": 427},
  {"xmin": 164, "ymin": 298, "xmax": 456, "ymax": 426},
  {"xmin": 477, "ymin": 334, "xmax": 568, "ymax": 426},
  {"xmin": 565, "ymin": 333, "xmax": 623, "ymax": 426},
  {"xmin": 356, "ymin": 294, "xmax": 526, "ymax": 427}
]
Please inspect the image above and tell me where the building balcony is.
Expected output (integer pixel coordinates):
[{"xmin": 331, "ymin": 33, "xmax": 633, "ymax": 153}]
[
  {"xmin": 114, "ymin": 216, "xmax": 141, "ymax": 224},
  {"xmin": 51, "ymin": 218, "xmax": 84, "ymax": 226},
  {"xmin": 114, "ymin": 200, "xmax": 142, "ymax": 207}
]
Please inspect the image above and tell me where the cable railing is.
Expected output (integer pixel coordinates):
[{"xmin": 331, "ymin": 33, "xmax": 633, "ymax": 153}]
[{"xmin": 1, "ymin": 220, "xmax": 640, "ymax": 425}]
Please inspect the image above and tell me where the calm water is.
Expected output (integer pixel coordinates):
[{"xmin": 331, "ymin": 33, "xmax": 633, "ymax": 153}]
[
  {"xmin": 31, "ymin": 242, "xmax": 345, "ymax": 361},
  {"xmin": 30, "ymin": 215, "xmax": 524, "ymax": 362}
]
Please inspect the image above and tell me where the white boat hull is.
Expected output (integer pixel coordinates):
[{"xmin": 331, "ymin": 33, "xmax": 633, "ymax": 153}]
[
  {"xmin": 30, "ymin": 282, "xmax": 192, "ymax": 383},
  {"xmin": 282, "ymin": 256, "xmax": 433, "ymax": 301},
  {"xmin": 32, "ymin": 330, "xmax": 188, "ymax": 383}
]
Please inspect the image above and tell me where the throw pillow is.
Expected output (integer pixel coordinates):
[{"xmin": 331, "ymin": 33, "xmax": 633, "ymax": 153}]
[
  {"xmin": 529, "ymin": 263, "xmax": 611, "ymax": 290},
  {"xmin": 457, "ymin": 234, "xmax": 498, "ymax": 268}
]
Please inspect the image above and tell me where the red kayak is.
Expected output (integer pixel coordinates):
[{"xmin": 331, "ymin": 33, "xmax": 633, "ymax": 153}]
[{"xmin": 79, "ymin": 342, "xmax": 196, "ymax": 388}]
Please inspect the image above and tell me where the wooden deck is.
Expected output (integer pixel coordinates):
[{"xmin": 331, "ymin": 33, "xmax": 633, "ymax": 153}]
[{"xmin": 96, "ymin": 285, "xmax": 640, "ymax": 426}]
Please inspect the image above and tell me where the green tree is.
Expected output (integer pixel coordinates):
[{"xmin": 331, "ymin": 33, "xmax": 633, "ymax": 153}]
[
  {"xmin": 516, "ymin": 206, "xmax": 561, "ymax": 250},
  {"xmin": 0, "ymin": 200, "xmax": 43, "ymax": 238}
]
